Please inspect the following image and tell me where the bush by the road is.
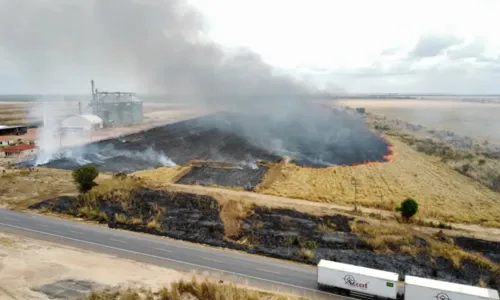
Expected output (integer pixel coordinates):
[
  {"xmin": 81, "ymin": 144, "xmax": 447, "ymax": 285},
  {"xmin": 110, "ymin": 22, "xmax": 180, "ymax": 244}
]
[
  {"xmin": 72, "ymin": 165, "xmax": 99, "ymax": 193},
  {"xmin": 80, "ymin": 277, "xmax": 304, "ymax": 300},
  {"xmin": 396, "ymin": 197, "xmax": 419, "ymax": 221}
]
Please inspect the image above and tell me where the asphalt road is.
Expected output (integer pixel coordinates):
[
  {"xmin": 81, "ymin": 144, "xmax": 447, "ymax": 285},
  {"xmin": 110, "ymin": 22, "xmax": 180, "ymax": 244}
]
[{"xmin": 0, "ymin": 209, "xmax": 357, "ymax": 300}]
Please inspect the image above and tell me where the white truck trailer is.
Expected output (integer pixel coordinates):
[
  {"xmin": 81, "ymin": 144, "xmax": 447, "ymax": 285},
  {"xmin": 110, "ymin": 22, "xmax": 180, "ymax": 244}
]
[
  {"xmin": 317, "ymin": 259, "xmax": 400, "ymax": 299},
  {"xmin": 404, "ymin": 275, "xmax": 500, "ymax": 300}
]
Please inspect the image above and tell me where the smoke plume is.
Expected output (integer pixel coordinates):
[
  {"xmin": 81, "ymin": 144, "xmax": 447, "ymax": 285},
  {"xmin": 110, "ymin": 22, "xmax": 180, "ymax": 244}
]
[
  {"xmin": 0, "ymin": 0, "xmax": 311, "ymax": 103},
  {"xmin": 1, "ymin": 0, "xmax": 387, "ymax": 170}
]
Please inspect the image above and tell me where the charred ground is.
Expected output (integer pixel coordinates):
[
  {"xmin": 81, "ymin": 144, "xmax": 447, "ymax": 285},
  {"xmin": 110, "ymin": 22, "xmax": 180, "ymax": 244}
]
[
  {"xmin": 35, "ymin": 108, "xmax": 392, "ymax": 184},
  {"xmin": 30, "ymin": 178, "xmax": 500, "ymax": 291}
]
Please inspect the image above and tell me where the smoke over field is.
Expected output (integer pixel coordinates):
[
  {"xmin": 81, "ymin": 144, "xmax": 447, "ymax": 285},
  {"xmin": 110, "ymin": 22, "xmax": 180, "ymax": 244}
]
[
  {"xmin": 1, "ymin": 0, "xmax": 390, "ymax": 187},
  {"xmin": 33, "ymin": 109, "xmax": 392, "ymax": 179}
]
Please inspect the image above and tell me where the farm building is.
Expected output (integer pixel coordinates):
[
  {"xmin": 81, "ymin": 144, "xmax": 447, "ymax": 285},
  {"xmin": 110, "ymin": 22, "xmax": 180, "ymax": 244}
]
[
  {"xmin": 0, "ymin": 125, "xmax": 28, "ymax": 136},
  {"xmin": 89, "ymin": 80, "xmax": 143, "ymax": 126},
  {"xmin": 60, "ymin": 114, "xmax": 103, "ymax": 132},
  {"xmin": 0, "ymin": 144, "xmax": 38, "ymax": 157}
]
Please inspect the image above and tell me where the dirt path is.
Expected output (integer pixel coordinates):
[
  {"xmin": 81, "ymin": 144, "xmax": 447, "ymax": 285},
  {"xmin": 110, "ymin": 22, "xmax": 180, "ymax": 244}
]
[
  {"xmin": 0, "ymin": 232, "xmax": 193, "ymax": 299},
  {"xmin": 165, "ymin": 183, "xmax": 500, "ymax": 242}
]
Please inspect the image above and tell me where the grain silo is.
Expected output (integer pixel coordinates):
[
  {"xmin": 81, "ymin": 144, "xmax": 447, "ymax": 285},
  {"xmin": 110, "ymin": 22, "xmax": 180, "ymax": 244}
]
[{"xmin": 89, "ymin": 80, "xmax": 143, "ymax": 126}]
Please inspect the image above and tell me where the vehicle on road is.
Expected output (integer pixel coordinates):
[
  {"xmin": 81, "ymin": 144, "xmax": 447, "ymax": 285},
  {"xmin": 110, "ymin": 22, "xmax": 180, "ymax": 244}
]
[{"xmin": 316, "ymin": 259, "xmax": 500, "ymax": 300}]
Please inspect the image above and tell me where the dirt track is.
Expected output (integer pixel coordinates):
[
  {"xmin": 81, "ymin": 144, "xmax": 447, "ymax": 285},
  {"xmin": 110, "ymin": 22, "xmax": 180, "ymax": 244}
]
[
  {"xmin": 162, "ymin": 183, "xmax": 500, "ymax": 242},
  {"xmin": 0, "ymin": 232, "xmax": 190, "ymax": 299}
]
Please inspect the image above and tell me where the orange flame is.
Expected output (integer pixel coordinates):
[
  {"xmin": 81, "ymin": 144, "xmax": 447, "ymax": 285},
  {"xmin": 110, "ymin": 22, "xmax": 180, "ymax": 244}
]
[
  {"xmin": 297, "ymin": 139, "xmax": 396, "ymax": 168},
  {"xmin": 346, "ymin": 141, "xmax": 395, "ymax": 167}
]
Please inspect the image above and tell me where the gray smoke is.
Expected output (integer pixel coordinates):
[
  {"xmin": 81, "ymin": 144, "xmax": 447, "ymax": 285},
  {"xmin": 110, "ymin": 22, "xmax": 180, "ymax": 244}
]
[
  {"xmin": 1, "ymin": 0, "xmax": 387, "ymax": 170},
  {"xmin": 0, "ymin": 0, "xmax": 312, "ymax": 104}
]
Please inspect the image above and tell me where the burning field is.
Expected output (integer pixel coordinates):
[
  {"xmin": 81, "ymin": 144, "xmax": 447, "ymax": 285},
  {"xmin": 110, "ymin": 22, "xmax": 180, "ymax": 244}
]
[{"xmin": 26, "ymin": 106, "xmax": 393, "ymax": 189}]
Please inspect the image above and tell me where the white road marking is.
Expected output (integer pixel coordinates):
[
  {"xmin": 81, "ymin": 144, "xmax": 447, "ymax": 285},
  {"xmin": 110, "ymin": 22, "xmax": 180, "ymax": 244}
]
[
  {"xmin": 0, "ymin": 217, "xmax": 16, "ymax": 221},
  {"xmin": 153, "ymin": 247, "xmax": 172, "ymax": 253},
  {"xmin": 257, "ymin": 268, "xmax": 281, "ymax": 275},
  {"xmin": 0, "ymin": 221, "xmax": 339, "ymax": 298},
  {"xmin": 37, "ymin": 224, "xmax": 49, "ymax": 227},
  {"xmin": 202, "ymin": 257, "xmax": 223, "ymax": 263},
  {"xmin": 109, "ymin": 238, "xmax": 126, "ymax": 244},
  {"xmin": 69, "ymin": 230, "xmax": 84, "ymax": 235},
  {"xmin": 158, "ymin": 242, "xmax": 313, "ymax": 274}
]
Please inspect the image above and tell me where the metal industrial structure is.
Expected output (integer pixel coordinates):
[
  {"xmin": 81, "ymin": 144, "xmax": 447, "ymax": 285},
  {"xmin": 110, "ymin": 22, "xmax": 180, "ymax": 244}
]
[{"xmin": 89, "ymin": 80, "xmax": 143, "ymax": 127}]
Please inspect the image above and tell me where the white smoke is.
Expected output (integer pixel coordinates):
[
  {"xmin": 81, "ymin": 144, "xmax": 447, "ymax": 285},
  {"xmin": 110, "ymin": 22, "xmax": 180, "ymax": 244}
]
[
  {"xmin": 29, "ymin": 97, "xmax": 64, "ymax": 165},
  {"xmin": 34, "ymin": 141, "xmax": 177, "ymax": 171},
  {"xmin": 139, "ymin": 147, "xmax": 176, "ymax": 167}
]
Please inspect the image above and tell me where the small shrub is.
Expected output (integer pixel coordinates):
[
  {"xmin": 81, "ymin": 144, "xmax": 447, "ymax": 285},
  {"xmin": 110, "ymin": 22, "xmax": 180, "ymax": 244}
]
[
  {"xmin": 396, "ymin": 198, "xmax": 419, "ymax": 221},
  {"xmin": 115, "ymin": 213, "xmax": 128, "ymax": 224},
  {"xmin": 301, "ymin": 248, "xmax": 314, "ymax": 260},
  {"xmin": 72, "ymin": 165, "xmax": 99, "ymax": 193},
  {"xmin": 147, "ymin": 219, "xmax": 162, "ymax": 231}
]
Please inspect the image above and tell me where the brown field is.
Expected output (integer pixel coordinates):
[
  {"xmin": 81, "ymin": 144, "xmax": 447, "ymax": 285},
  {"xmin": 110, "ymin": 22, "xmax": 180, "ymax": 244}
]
[
  {"xmin": 0, "ymin": 168, "xmax": 112, "ymax": 209},
  {"xmin": 258, "ymin": 136, "xmax": 500, "ymax": 227},
  {"xmin": 81, "ymin": 278, "xmax": 303, "ymax": 300},
  {"xmin": 135, "ymin": 134, "xmax": 500, "ymax": 228},
  {"xmin": 336, "ymin": 99, "xmax": 500, "ymax": 143},
  {"xmin": 0, "ymin": 101, "xmax": 79, "ymax": 125},
  {"xmin": 54, "ymin": 177, "xmax": 500, "ymax": 273}
]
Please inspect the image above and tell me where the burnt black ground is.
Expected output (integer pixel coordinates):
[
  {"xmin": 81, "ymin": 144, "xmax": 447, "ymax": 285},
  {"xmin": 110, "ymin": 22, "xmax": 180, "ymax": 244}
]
[
  {"xmin": 176, "ymin": 161, "xmax": 269, "ymax": 190},
  {"xmin": 30, "ymin": 192, "xmax": 500, "ymax": 292},
  {"xmin": 31, "ymin": 108, "xmax": 391, "ymax": 177}
]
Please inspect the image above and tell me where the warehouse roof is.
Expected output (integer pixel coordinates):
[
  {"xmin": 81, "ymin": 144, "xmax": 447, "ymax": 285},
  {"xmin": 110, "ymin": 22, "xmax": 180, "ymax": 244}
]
[
  {"xmin": 62, "ymin": 114, "xmax": 103, "ymax": 125},
  {"xmin": 78, "ymin": 114, "xmax": 103, "ymax": 124}
]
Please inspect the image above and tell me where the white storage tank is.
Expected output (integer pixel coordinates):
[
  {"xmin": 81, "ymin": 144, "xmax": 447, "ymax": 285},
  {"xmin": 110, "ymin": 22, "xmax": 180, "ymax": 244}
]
[
  {"xmin": 317, "ymin": 259, "xmax": 400, "ymax": 299},
  {"xmin": 404, "ymin": 275, "xmax": 500, "ymax": 300},
  {"xmin": 60, "ymin": 114, "xmax": 103, "ymax": 132}
]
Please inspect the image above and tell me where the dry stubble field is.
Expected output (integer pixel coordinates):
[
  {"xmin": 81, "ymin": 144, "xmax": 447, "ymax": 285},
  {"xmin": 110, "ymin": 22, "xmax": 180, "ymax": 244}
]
[
  {"xmin": 135, "ymin": 135, "xmax": 500, "ymax": 228},
  {"xmin": 257, "ymin": 136, "xmax": 500, "ymax": 227},
  {"xmin": 3, "ymin": 98, "xmax": 499, "ymax": 229}
]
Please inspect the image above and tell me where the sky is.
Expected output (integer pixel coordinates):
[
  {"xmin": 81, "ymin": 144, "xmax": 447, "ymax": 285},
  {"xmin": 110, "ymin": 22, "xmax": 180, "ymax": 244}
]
[
  {"xmin": 0, "ymin": 0, "xmax": 499, "ymax": 94},
  {"xmin": 187, "ymin": 0, "xmax": 500, "ymax": 94}
]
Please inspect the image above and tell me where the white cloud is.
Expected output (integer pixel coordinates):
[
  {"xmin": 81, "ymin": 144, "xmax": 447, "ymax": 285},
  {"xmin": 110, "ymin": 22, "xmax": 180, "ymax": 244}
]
[
  {"xmin": 189, "ymin": 0, "xmax": 500, "ymax": 93},
  {"xmin": 0, "ymin": 0, "xmax": 498, "ymax": 94}
]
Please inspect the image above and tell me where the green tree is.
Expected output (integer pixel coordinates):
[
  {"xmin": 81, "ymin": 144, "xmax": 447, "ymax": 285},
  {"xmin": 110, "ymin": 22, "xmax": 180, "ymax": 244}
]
[
  {"xmin": 72, "ymin": 165, "xmax": 99, "ymax": 193},
  {"xmin": 396, "ymin": 197, "xmax": 419, "ymax": 221}
]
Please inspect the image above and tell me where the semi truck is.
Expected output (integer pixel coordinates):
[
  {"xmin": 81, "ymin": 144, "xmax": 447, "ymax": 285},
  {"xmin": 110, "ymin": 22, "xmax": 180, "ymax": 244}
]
[
  {"xmin": 316, "ymin": 259, "xmax": 500, "ymax": 300},
  {"xmin": 316, "ymin": 259, "xmax": 400, "ymax": 299},
  {"xmin": 404, "ymin": 275, "xmax": 500, "ymax": 300}
]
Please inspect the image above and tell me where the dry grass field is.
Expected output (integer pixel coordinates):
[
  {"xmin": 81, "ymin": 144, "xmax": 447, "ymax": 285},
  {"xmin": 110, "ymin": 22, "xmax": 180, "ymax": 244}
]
[
  {"xmin": 0, "ymin": 168, "xmax": 114, "ymax": 209},
  {"xmin": 80, "ymin": 278, "xmax": 304, "ymax": 300},
  {"xmin": 258, "ymin": 136, "xmax": 500, "ymax": 227},
  {"xmin": 0, "ymin": 101, "xmax": 79, "ymax": 125},
  {"xmin": 0, "ymin": 168, "xmax": 76, "ymax": 208},
  {"xmin": 337, "ymin": 99, "xmax": 500, "ymax": 143},
  {"xmin": 132, "ymin": 135, "xmax": 500, "ymax": 228},
  {"xmin": 50, "ymin": 176, "xmax": 500, "ymax": 275},
  {"xmin": 133, "ymin": 165, "xmax": 192, "ymax": 183}
]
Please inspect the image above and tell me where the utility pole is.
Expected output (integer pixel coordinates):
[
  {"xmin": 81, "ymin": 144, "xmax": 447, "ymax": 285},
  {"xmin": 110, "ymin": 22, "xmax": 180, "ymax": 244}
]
[{"xmin": 351, "ymin": 177, "xmax": 359, "ymax": 212}]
